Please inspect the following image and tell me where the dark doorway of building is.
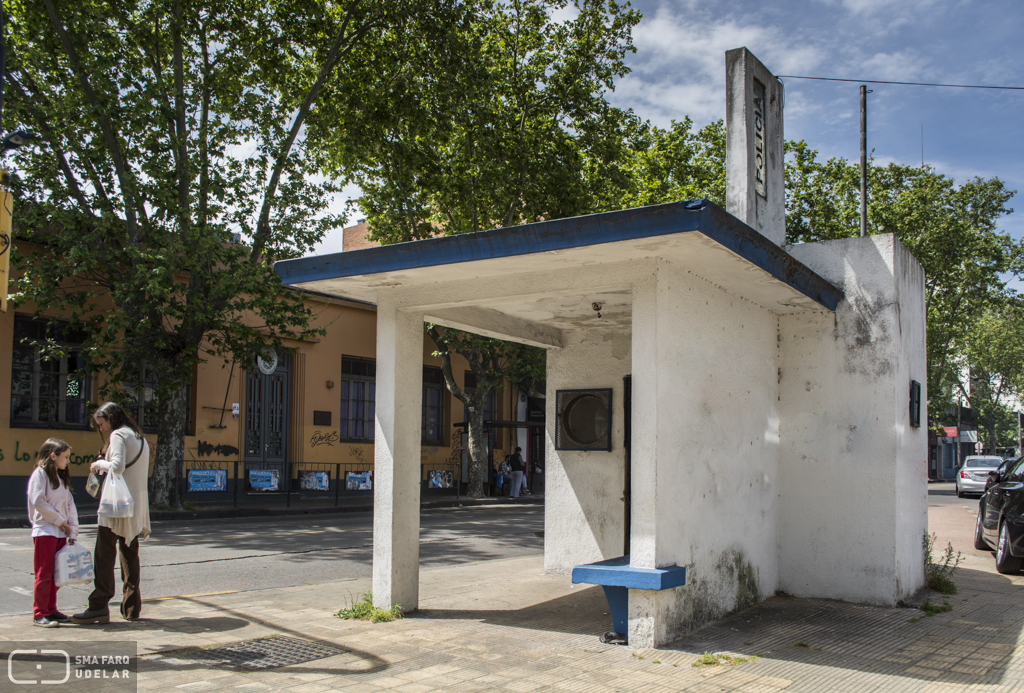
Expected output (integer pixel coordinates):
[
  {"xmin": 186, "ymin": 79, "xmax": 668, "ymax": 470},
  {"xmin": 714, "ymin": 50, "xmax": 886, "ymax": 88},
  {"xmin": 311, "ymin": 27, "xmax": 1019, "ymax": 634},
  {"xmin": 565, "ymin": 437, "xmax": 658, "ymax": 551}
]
[{"xmin": 244, "ymin": 352, "xmax": 290, "ymax": 493}]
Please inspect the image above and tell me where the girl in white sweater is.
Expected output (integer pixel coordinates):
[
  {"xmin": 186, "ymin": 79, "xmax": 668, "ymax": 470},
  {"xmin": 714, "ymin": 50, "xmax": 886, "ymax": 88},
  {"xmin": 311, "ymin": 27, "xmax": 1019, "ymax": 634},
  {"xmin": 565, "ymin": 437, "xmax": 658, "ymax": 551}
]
[{"xmin": 26, "ymin": 438, "xmax": 78, "ymax": 627}]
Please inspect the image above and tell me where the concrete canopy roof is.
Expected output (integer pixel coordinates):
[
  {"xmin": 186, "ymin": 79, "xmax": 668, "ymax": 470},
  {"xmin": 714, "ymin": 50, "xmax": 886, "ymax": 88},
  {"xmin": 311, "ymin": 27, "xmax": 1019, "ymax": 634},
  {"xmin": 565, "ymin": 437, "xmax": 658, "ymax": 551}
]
[{"xmin": 275, "ymin": 200, "xmax": 842, "ymax": 345}]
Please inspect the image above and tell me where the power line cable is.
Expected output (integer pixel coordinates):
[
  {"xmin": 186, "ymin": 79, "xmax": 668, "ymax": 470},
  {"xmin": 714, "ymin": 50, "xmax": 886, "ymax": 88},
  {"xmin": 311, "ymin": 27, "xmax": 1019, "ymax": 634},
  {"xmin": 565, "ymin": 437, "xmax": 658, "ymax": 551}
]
[{"xmin": 776, "ymin": 75, "xmax": 1024, "ymax": 90}]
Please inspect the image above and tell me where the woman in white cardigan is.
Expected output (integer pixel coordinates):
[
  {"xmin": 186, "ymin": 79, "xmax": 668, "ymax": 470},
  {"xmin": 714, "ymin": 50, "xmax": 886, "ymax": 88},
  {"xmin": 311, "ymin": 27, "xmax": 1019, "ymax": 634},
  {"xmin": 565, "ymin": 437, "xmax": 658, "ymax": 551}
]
[{"xmin": 73, "ymin": 402, "xmax": 151, "ymax": 625}]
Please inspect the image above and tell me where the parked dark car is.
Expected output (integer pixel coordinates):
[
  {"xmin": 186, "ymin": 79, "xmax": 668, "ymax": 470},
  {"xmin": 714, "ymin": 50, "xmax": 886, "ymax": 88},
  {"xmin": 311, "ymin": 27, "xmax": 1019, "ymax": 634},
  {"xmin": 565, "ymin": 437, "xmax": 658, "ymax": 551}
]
[{"xmin": 975, "ymin": 457, "xmax": 1024, "ymax": 574}]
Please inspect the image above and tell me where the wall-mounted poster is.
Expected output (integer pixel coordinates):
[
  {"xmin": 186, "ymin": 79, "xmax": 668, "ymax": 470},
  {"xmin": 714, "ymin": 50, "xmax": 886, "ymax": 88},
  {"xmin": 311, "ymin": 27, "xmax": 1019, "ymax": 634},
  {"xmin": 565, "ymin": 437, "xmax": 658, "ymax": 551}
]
[
  {"xmin": 428, "ymin": 470, "xmax": 453, "ymax": 489},
  {"xmin": 249, "ymin": 469, "xmax": 279, "ymax": 491},
  {"xmin": 346, "ymin": 471, "xmax": 373, "ymax": 491},
  {"xmin": 188, "ymin": 469, "xmax": 226, "ymax": 492},
  {"xmin": 300, "ymin": 470, "xmax": 330, "ymax": 491}
]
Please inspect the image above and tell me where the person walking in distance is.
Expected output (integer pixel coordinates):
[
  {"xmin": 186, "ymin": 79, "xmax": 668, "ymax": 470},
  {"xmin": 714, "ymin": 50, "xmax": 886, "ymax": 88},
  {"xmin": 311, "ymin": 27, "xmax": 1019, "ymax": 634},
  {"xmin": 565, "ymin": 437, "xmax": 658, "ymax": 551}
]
[
  {"xmin": 26, "ymin": 438, "xmax": 79, "ymax": 627},
  {"xmin": 509, "ymin": 447, "xmax": 526, "ymax": 499},
  {"xmin": 73, "ymin": 402, "xmax": 151, "ymax": 624}
]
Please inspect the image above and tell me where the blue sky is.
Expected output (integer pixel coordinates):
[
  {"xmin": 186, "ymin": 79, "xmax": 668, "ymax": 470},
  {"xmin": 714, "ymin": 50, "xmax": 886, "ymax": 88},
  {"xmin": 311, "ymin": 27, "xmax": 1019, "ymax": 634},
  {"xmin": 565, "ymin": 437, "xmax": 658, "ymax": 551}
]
[{"xmin": 312, "ymin": 0, "xmax": 1023, "ymax": 255}]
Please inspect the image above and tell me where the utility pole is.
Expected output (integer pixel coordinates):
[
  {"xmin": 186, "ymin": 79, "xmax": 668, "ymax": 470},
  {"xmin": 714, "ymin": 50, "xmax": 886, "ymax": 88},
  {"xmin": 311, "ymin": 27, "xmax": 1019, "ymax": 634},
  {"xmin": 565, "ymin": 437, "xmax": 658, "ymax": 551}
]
[{"xmin": 860, "ymin": 85, "xmax": 869, "ymax": 237}]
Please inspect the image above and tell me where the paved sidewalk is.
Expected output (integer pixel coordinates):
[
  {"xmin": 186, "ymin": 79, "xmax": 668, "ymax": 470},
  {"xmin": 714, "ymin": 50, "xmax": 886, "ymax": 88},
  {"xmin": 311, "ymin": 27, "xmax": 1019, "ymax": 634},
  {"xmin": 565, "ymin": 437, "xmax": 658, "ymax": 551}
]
[{"xmin": 1, "ymin": 501, "xmax": 1022, "ymax": 692}]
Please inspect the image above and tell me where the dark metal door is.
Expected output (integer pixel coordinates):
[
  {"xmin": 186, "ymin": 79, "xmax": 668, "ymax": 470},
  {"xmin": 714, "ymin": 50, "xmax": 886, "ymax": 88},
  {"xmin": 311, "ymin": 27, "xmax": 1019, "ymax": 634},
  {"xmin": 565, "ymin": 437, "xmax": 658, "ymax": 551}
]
[{"xmin": 244, "ymin": 353, "xmax": 290, "ymax": 466}]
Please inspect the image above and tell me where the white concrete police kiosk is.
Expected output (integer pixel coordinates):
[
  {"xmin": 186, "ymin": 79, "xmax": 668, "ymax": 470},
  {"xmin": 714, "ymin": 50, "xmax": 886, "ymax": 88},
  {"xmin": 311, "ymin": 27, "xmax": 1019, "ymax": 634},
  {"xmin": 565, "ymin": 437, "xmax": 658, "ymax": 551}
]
[{"xmin": 274, "ymin": 48, "xmax": 928, "ymax": 648}]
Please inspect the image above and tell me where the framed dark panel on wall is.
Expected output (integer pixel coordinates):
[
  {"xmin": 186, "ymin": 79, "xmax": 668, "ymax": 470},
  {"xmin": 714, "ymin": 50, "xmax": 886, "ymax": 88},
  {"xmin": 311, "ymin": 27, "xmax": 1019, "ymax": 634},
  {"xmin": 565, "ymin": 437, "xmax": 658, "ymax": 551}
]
[
  {"xmin": 909, "ymin": 380, "xmax": 921, "ymax": 428},
  {"xmin": 555, "ymin": 388, "xmax": 612, "ymax": 451}
]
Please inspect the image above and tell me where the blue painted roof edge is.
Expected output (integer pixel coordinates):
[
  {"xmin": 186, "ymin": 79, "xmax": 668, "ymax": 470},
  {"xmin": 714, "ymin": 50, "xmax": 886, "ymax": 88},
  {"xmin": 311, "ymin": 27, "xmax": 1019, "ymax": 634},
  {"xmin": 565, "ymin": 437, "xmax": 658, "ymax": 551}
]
[
  {"xmin": 697, "ymin": 204, "xmax": 844, "ymax": 311},
  {"xmin": 276, "ymin": 200, "xmax": 843, "ymax": 312},
  {"xmin": 276, "ymin": 200, "xmax": 706, "ymax": 285}
]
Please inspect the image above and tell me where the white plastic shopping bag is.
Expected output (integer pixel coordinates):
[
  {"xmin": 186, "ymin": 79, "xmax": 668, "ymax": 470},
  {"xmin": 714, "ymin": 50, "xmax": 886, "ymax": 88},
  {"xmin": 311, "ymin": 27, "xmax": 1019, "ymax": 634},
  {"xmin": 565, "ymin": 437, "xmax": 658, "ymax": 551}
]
[
  {"xmin": 98, "ymin": 472, "xmax": 134, "ymax": 518},
  {"xmin": 54, "ymin": 544, "xmax": 95, "ymax": 587}
]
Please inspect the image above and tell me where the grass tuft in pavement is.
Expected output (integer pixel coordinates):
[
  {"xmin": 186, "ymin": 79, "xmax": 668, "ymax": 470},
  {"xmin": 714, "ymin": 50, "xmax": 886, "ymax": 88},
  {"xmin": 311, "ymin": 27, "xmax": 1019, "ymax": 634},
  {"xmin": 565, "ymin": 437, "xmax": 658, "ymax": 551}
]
[
  {"xmin": 692, "ymin": 651, "xmax": 759, "ymax": 667},
  {"xmin": 924, "ymin": 531, "xmax": 962, "ymax": 595},
  {"xmin": 335, "ymin": 592, "xmax": 404, "ymax": 623}
]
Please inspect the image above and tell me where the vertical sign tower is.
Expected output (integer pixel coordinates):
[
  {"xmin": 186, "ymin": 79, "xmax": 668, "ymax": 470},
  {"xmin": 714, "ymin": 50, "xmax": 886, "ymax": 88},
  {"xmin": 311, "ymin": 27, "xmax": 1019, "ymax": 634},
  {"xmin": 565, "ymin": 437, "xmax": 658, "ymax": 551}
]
[{"xmin": 725, "ymin": 48, "xmax": 786, "ymax": 246}]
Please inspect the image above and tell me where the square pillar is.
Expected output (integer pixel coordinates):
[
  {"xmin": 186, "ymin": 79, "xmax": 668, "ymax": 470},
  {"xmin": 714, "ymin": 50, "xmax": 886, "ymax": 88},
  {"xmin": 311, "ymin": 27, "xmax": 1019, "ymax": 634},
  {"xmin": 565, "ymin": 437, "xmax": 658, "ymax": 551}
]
[
  {"xmin": 726, "ymin": 47, "xmax": 786, "ymax": 245},
  {"xmin": 372, "ymin": 297, "xmax": 424, "ymax": 612}
]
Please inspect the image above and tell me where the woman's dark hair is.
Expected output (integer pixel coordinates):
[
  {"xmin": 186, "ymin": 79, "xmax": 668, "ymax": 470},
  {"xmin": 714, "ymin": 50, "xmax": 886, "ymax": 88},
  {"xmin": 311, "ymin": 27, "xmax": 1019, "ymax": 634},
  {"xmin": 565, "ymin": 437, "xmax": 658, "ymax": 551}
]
[
  {"xmin": 36, "ymin": 438, "xmax": 72, "ymax": 490},
  {"xmin": 93, "ymin": 401, "xmax": 144, "ymax": 439}
]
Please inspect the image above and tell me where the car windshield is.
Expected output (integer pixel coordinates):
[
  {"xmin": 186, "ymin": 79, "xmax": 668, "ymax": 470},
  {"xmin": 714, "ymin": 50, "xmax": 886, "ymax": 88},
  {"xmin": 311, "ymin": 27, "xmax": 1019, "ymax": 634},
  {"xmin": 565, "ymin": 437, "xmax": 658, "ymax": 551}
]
[{"xmin": 966, "ymin": 457, "xmax": 1003, "ymax": 468}]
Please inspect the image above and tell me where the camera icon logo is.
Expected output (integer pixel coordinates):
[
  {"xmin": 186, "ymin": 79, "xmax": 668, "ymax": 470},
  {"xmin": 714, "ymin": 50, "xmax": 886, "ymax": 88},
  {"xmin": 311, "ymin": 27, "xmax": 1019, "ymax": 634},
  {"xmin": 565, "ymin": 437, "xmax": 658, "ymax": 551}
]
[{"xmin": 8, "ymin": 649, "xmax": 71, "ymax": 685}]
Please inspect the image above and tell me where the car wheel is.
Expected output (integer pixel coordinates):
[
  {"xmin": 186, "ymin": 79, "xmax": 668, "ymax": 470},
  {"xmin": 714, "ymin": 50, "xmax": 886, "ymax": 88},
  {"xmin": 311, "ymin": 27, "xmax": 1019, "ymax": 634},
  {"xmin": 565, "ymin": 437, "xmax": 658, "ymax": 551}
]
[
  {"xmin": 974, "ymin": 511, "xmax": 990, "ymax": 551},
  {"xmin": 995, "ymin": 522, "xmax": 1022, "ymax": 574}
]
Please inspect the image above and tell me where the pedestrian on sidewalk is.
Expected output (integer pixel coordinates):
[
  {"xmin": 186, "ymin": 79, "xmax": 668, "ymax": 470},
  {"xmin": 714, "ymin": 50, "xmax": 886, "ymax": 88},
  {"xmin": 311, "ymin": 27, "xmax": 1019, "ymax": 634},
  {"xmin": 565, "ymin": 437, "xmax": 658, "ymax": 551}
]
[
  {"xmin": 73, "ymin": 402, "xmax": 151, "ymax": 625},
  {"xmin": 27, "ymin": 438, "xmax": 78, "ymax": 628},
  {"xmin": 509, "ymin": 447, "xmax": 525, "ymax": 499},
  {"xmin": 497, "ymin": 455, "xmax": 511, "ymax": 497}
]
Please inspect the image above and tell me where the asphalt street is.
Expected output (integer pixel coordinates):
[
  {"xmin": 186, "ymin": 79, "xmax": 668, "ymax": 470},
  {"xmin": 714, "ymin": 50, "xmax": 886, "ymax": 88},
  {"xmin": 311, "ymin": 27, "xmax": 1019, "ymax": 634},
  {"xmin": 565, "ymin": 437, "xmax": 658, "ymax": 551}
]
[
  {"xmin": 0, "ymin": 485, "xmax": 978, "ymax": 619},
  {"xmin": 0, "ymin": 503, "xmax": 543, "ymax": 618},
  {"xmin": 929, "ymin": 480, "xmax": 982, "ymax": 507}
]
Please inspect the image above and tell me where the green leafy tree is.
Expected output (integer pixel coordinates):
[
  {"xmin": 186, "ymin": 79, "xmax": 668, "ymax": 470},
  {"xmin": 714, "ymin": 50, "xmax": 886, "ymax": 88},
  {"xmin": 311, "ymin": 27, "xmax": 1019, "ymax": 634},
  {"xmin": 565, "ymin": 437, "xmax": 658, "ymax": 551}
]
[
  {"xmin": 785, "ymin": 141, "xmax": 1020, "ymax": 408},
  {"xmin": 954, "ymin": 303, "xmax": 1024, "ymax": 452},
  {"xmin": 613, "ymin": 117, "xmax": 726, "ymax": 209},
  {"xmin": 427, "ymin": 326, "xmax": 544, "ymax": 497},
  {"xmin": 6, "ymin": 0, "xmax": 444, "ymax": 506},
  {"xmin": 312, "ymin": 0, "xmax": 636, "ymax": 495},
  {"xmin": 314, "ymin": 0, "xmax": 643, "ymax": 242}
]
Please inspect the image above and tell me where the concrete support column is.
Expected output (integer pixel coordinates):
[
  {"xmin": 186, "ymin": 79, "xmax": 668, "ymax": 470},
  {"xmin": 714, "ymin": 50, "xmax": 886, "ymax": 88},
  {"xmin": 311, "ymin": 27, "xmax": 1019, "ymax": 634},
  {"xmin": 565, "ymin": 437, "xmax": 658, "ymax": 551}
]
[
  {"xmin": 628, "ymin": 269, "xmax": 660, "ymax": 571},
  {"xmin": 372, "ymin": 296, "xmax": 424, "ymax": 612},
  {"xmin": 627, "ymin": 267, "xmax": 678, "ymax": 648},
  {"xmin": 627, "ymin": 260, "xmax": 782, "ymax": 647}
]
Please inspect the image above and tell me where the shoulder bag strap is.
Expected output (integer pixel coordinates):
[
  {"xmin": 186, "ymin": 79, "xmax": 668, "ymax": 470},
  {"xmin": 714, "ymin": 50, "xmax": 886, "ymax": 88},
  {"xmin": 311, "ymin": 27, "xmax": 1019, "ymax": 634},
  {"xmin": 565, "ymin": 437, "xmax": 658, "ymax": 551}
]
[{"xmin": 124, "ymin": 435, "xmax": 145, "ymax": 470}]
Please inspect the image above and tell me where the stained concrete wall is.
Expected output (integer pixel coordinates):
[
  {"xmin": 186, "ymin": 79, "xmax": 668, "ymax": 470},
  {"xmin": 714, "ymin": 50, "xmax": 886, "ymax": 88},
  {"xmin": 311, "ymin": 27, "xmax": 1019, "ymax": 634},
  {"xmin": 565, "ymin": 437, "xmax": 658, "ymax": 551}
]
[
  {"xmin": 628, "ymin": 259, "xmax": 781, "ymax": 646},
  {"xmin": 778, "ymin": 235, "xmax": 927, "ymax": 604},
  {"xmin": 544, "ymin": 328, "xmax": 631, "ymax": 574}
]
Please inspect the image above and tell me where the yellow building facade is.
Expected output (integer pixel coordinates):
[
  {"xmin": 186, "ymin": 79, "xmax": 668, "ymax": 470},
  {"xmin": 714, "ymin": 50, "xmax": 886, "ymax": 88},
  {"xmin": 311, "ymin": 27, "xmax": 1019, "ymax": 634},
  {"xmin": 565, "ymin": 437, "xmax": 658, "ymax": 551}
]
[{"xmin": 0, "ymin": 248, "xmax": 510, "ymax": 507}]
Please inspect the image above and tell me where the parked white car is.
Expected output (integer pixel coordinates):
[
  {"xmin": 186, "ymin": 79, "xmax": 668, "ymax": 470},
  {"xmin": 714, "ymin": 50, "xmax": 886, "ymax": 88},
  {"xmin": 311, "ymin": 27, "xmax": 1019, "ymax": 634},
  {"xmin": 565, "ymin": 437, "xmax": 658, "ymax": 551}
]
[{"xmin": 957, "ymin": 455, "xmax": 1006, "ymax": 497}]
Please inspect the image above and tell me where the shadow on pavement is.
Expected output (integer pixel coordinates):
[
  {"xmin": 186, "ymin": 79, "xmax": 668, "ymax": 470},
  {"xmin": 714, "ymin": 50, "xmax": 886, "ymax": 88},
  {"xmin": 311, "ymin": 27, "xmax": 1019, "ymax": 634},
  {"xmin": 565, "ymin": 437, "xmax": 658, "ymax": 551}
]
[
  {"xmin": 135, "ymin": 597, "xmax": 391, "ymax": 679},
  {"xmin": 664, "ymin": 566, "xmax": 1023, "ymax": 685},
  {"xmin": 411, "ymin": 584, "xmax": 610, "ymax": 636}
]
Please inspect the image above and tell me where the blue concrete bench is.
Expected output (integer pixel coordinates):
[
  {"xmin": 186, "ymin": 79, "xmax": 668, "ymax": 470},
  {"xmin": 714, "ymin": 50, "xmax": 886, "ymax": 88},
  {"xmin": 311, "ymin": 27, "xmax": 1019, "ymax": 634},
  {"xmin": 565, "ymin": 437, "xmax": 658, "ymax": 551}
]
[{"xmin": 571, "ymin": 556, "xmax": 687, "ymax": 641}]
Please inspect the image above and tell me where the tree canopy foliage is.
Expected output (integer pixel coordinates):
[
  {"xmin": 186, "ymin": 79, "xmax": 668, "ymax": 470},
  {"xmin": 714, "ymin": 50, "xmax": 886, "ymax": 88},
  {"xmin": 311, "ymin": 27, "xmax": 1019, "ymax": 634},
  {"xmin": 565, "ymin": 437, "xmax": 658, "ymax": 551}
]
[
  {"xmin": 308, "ymin": 0, "xmax": 636, "ymax": 497},
  {"xmin": 6, "ymin": 0, "xmax": 452, "ymax": 505},
  {"xmin": 314, "ymin": 0, "xmax": 642, "ymax": 244},
  {"xmin": 951, "ymin": 302, "xmax": 1024, "ymax": 451}
]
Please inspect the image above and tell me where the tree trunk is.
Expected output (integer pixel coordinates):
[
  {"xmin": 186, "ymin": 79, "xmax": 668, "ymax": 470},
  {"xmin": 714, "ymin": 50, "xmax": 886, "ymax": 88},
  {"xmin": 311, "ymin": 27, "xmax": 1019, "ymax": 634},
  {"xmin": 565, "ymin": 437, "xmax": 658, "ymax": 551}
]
[
  {"xmin": 466, "ymin": 404, "xmax": 488, "ymax": 498},
  {"xmin": 150, "ymin": 375, "xmax": 190, "ymax": 509}
]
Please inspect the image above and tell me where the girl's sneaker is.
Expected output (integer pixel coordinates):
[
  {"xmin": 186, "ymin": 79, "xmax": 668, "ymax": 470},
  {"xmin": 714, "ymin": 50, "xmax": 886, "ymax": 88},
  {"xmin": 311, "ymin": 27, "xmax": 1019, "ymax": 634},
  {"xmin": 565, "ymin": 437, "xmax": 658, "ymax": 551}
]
[
  {"xmin": 33, "ymin": 616, "xmax": 59, "ymax": 628},
  {"xmin": 49, "ymin": 611, "xmax": 72, "ymax": 623}
]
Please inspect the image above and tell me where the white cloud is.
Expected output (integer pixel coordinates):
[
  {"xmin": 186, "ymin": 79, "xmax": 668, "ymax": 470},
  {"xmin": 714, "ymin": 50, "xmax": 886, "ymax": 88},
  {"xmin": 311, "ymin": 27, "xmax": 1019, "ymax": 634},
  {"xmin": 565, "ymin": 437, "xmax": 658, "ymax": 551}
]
[
  {"xmin": 858, "ymin": 50, "xmax": 929, "ymax": 81},
  {"xmin": 631, "ymin": 8, "xmax": 824, "ymax": 78},
  {"xmin": 617, "ymin": 4, "xmax": 828, "ymax": 126},
  {"xmin": 612, "ymin": 75, "xmax": 723, "ymax": 125}
]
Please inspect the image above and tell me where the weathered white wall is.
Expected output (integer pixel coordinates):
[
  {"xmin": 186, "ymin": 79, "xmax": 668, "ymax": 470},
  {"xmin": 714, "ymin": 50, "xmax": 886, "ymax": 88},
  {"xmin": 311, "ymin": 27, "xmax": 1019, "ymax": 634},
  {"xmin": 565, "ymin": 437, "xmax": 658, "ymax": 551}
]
[
  {"xmin": 629, "ymin": 259, "xmax": 781, "ymax": 647},
  {"xmin": 544, "ymin": 327, "xmax": 631, "ymax": 574},
  {"xmin": 892, "ymin": 242, "xmax": 929, "ymax": 596},
  {"xmin": 778, "ymin": 235, "xmax": 927, "ymax": 604}
]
